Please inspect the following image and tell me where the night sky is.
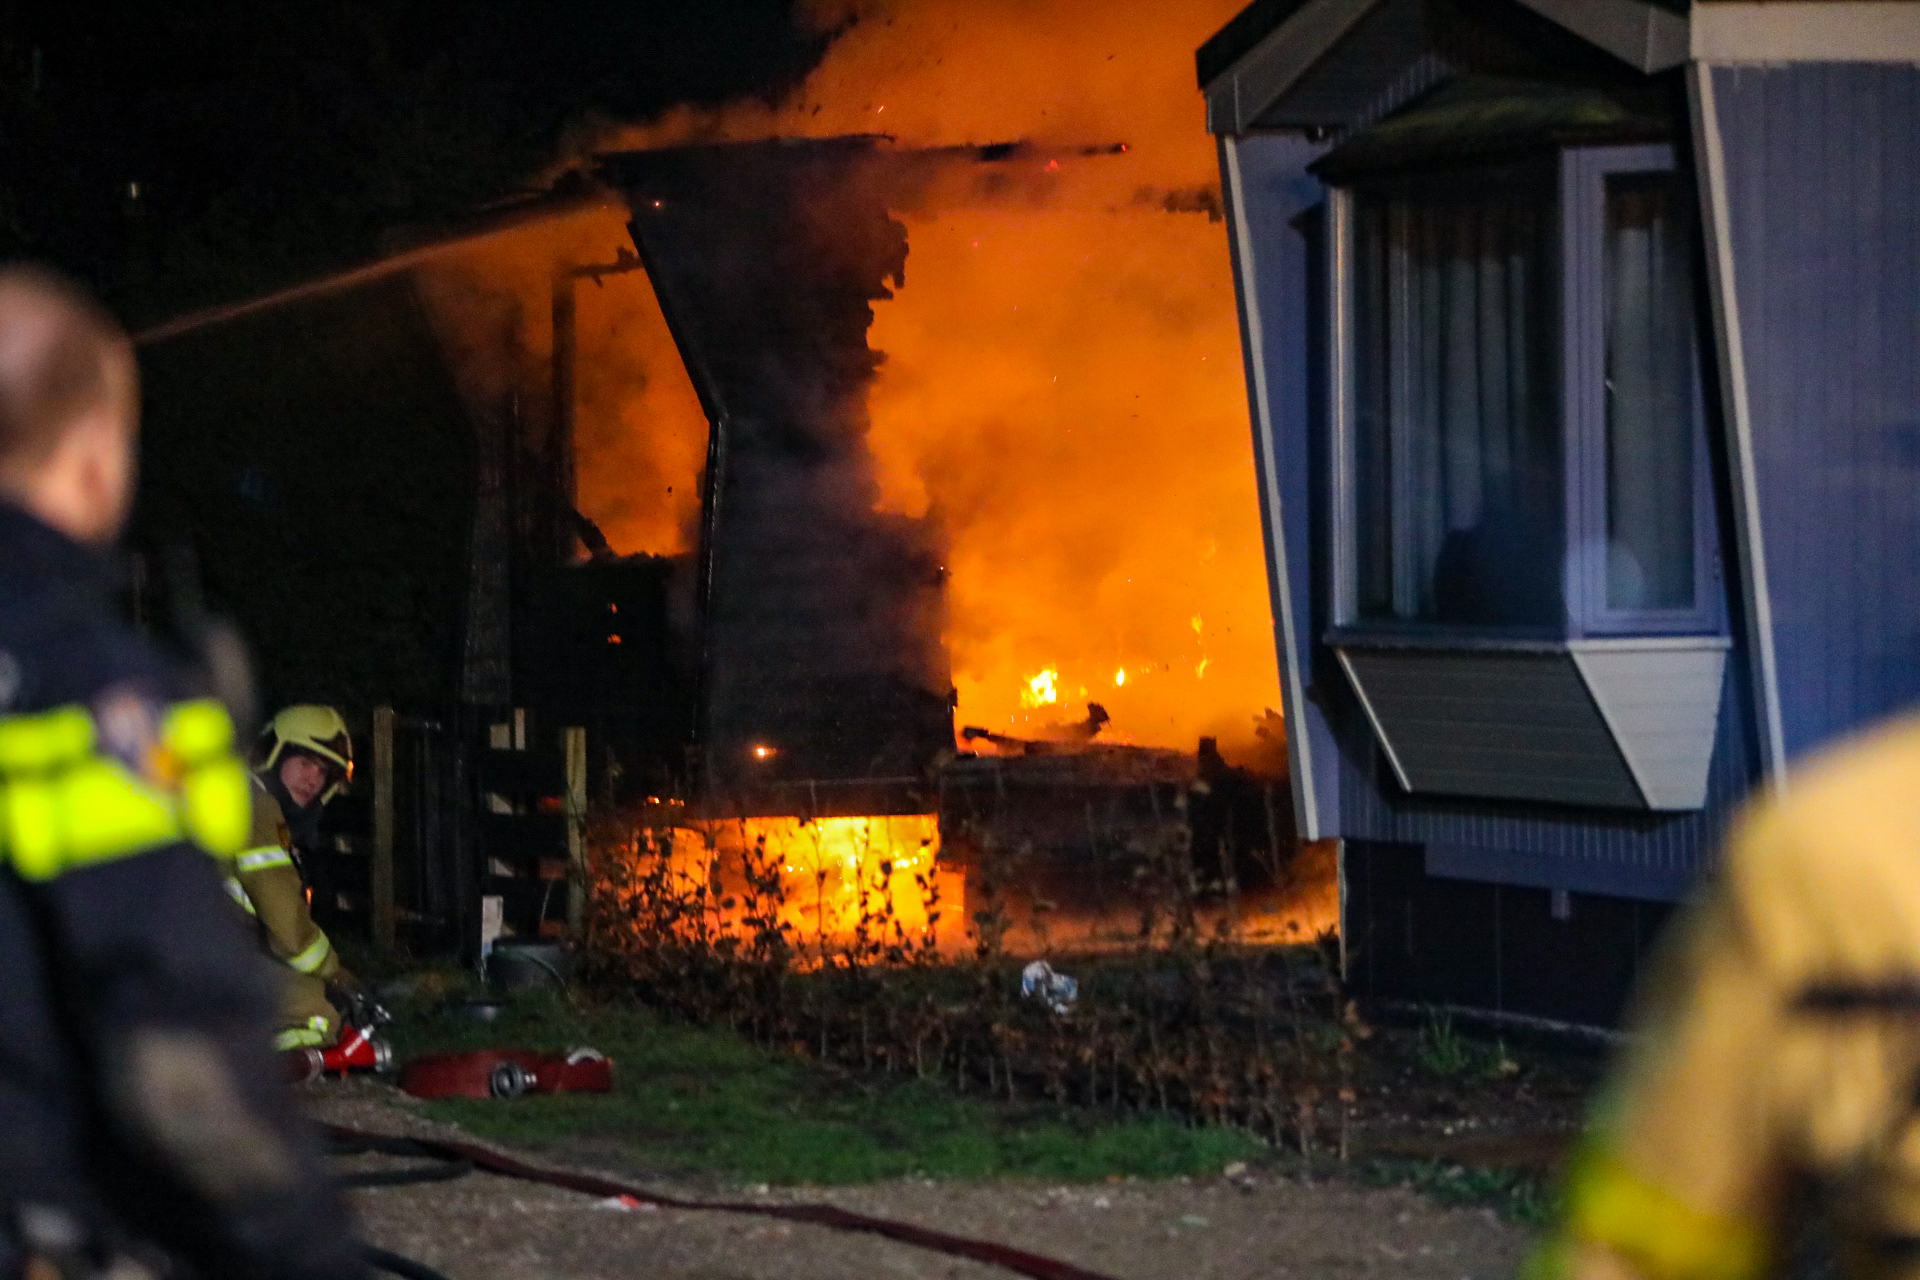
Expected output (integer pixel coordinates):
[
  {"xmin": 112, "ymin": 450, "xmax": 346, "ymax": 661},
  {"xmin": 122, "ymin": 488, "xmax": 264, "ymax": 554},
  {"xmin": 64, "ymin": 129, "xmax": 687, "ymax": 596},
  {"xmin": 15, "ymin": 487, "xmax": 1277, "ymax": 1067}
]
[
  {"xmin": 0, "ymin": 2, "xmax": 828, "ymax": 325},
  {"xmin": 0, "ymin": 3, "xmax": 831, "ymax": 722}
]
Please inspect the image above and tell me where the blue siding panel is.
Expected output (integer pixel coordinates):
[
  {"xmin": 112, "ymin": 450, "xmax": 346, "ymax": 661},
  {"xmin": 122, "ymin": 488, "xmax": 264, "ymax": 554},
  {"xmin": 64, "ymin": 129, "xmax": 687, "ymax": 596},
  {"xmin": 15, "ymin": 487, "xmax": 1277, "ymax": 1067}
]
[
  {"xmin": 1714, "ymin": 64, "xmax": 1920, "ymax": 762},
  {"xmin": 1227, "ymin": 126, "xmax": 1764, "ymax": 896}
]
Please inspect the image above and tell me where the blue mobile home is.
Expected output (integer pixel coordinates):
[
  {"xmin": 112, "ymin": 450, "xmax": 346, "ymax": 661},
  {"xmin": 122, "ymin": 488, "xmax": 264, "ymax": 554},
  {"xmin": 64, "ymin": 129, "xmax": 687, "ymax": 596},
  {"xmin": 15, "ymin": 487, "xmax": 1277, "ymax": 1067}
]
[{"xmin": 1203, "ymin": 0, "xmax": 1920, "ymax": 1026}]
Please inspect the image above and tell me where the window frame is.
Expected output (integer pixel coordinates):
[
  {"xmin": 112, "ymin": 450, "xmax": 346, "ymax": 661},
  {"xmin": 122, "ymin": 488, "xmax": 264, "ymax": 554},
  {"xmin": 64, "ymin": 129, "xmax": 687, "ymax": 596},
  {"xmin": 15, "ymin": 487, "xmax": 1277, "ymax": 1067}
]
[
  {"xmin": 1328, "ymin": 142, "xmax": 1723, "ymax": 641},
  {"xmin": 1561, "ymin": 143, "xmax": 1720, "ymax": 637}
]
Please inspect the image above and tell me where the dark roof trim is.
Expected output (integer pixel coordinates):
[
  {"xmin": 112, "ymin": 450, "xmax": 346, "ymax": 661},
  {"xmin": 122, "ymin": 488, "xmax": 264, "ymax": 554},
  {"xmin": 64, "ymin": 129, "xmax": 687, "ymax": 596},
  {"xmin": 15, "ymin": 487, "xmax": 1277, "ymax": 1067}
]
[
  {"xmin": 1201, "ymin": 0, "xmax": 1920, "ymax": 136},
  {"xmin": 1203, "ymin": 0, "xmax": 1379, "ymax": 136},
  {"xmin": 1516, "ymin": 0, "xmax": 1688, "ymax": 72},
  {"xmin": 1309, "ymin": 76, "xmax": 1673, "ymax": 181},
  {"xmin": 1201, "ymin": 0, "xmax": 1689, "ymax": 135},
  {"xmin": 1196, "ymin": 0, "xmax": 1312, "ymax": 89}
]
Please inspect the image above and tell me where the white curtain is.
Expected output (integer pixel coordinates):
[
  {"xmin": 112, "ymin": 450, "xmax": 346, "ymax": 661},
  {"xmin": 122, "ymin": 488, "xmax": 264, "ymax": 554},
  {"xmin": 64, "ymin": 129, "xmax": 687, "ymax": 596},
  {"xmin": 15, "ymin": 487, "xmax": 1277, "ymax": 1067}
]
[
  {"xmin": 1604, "ymin": 175, "xmax": 1695, "ymax": 611},
  {"xmin": 1354, "ymin": 186, "xmax": 1560, "ymax": 626}
]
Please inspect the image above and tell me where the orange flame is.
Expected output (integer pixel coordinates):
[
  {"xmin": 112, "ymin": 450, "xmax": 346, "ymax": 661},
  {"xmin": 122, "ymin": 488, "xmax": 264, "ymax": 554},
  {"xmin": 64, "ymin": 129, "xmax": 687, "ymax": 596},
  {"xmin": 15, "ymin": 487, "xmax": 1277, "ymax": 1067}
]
[
  {"xmin": 412, "ymin": 206, "xmax": 710, "ymax": 560},
  {"xmin": 623, "ymin": 815, "xmax": 1337, "ymax": 961},
  {"xmin": 580, "ymin": 0, "xmax": 1280, "ymax": 754},
  {"xmin": 1020, "ymin": 667, "xmax": 1060, "ymax": 709},
  {"xmin": 647, "ymin": 814, "xmax": 966, "ymax": 957}
]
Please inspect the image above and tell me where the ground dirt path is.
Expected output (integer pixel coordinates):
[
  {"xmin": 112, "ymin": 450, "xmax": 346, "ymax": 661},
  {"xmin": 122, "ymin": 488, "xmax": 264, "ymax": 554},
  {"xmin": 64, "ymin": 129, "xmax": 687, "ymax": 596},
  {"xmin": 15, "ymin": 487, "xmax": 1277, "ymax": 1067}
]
[{"xmin": 313, "ymin": 1088, "xmax": 1531, "ymax": 1280}]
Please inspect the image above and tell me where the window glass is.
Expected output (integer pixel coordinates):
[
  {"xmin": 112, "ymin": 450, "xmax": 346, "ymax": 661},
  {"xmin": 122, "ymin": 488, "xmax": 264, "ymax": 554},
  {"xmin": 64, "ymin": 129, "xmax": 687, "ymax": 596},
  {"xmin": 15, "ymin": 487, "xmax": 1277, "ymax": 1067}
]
[
  {"xmin": 1352, "ymin": 168, "xmax": 1561, "ymax": 627},
  {"xmin": 1603, "ymin": 172, "xmax": 1695, "ymax": 611}
]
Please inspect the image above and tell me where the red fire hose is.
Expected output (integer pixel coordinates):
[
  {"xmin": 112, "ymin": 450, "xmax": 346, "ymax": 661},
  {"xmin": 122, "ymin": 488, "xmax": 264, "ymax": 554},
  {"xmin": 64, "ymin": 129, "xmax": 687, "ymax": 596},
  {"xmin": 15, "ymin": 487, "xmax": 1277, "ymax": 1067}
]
[
  {"xmin": 322, "ymin": 1120, "xmax": 1123, "ymax": 1280},
  {"xmin": 396, "ymin": 1048, "xmax": 613, "ymax": 1100}
]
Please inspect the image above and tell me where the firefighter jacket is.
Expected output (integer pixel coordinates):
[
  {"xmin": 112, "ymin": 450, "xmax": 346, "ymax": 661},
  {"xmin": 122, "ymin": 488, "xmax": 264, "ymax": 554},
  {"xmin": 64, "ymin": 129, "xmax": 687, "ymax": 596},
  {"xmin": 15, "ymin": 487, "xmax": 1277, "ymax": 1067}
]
[
  {"xmin": 1534, "ymin": 713, "xmax": 1920, "ymax": 1280},
  {"xmin": 229, "ymin": 778, "xmax": 352, "ymax": 1049},
  {"xmin": 0, "ymin": 501, "xmax": 363, "ymax": 1280}
]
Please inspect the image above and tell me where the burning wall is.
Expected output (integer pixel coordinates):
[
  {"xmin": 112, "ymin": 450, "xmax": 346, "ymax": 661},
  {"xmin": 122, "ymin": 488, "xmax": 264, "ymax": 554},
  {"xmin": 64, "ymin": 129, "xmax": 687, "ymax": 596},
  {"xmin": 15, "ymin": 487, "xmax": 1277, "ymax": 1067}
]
[
  {"xmin": 620, "ymin": 813, "xmax": 964, "ymax": 959},
  {"xmin": 417, "ymin": 0, "xmax": 1287, "ymax": 763},
  {"xmin": 577, "ymin": 0, "xmax": 1283, "ymax": 757},
  {"xmin": 405, "ymin": 0, "xmax": 1320, "ymax": 916}
]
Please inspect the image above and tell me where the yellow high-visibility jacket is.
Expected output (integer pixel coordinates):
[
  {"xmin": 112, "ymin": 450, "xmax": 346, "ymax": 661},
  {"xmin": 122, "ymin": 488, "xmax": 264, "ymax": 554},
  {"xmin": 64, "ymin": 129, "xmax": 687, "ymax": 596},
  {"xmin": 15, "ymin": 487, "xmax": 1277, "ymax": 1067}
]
[
  {"xmin": 1536, "ymin": 714, "xmax": 1920, "ymax": 1280},
  {"xmin": 227, "ymin": 776, "xmax": 350, "ymax": 1048}
]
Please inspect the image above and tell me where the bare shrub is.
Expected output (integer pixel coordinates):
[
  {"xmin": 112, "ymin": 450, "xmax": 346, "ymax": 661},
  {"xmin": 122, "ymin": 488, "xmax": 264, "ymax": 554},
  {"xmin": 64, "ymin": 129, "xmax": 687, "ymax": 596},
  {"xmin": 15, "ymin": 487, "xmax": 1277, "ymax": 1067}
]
[{"xmin": 578, "ymin": 803, "xmax": 1353, "ymax": 1158}]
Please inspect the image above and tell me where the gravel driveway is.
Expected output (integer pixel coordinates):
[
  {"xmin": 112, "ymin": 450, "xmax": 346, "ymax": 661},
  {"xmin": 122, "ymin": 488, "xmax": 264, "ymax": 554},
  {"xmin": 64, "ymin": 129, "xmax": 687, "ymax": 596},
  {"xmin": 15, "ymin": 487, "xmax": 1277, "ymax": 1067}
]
[{"xmin": 316, "ymin": 1090, "xmax": 1532, "ymax": 1280}]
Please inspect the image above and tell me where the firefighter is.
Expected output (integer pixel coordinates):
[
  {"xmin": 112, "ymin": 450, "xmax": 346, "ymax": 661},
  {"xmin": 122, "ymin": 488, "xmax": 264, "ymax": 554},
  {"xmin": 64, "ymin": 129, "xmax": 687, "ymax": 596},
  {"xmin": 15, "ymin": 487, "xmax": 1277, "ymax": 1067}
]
[
  {"xmin": 256, "ymin": 703, "xmax": 351, "ymax": 866},
  {"xmin": 1532, "ymin": 715, "xmax": 1920, "ymax": 1280},
  {"xmin": 0, "ymin": 266, "xmax": 362, "ymax": 1277},
  {"xmin": 230, "ymin": 705, "xmax": 358, "ymax": 1051}
]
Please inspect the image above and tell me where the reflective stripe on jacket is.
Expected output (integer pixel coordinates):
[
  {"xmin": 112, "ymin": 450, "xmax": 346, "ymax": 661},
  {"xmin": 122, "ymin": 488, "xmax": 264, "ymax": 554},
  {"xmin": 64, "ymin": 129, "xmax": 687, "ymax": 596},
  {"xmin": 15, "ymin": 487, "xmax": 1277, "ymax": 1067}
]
[
  {"xmin": 232, "ymin": 777, "xmax": 340, "ymax": 984},
  {"xmin": 0, "ymin": 498, "xmax": 362, "ymax": 1280},
  {"xmin": 0, "ymin": 698, "xmax": 250, "ymax": 878}
]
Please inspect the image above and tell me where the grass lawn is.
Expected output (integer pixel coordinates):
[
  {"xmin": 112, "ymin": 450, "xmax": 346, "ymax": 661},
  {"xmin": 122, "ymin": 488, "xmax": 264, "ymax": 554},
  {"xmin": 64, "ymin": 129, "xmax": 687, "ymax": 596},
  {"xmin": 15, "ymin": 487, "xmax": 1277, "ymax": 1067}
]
[{"xmin": 387, "ymin": 988, "xmax": 1261, "ymax": 1187}]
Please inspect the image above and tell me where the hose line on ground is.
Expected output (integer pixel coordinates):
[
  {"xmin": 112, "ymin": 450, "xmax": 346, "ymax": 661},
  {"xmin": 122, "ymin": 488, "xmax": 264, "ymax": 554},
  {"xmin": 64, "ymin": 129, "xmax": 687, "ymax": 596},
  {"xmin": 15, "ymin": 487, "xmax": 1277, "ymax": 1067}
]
[
  {"xmin": 323, "ymin": 1121, "xmax": 1124, "ymax": 1280},
  {"xmin": 328, "ymin": 1131, "xmax": 476, "ymax": 1188},
  {"xmin": 337, "ymin": 1160, "xmax": 475, "ymax": 1189}
]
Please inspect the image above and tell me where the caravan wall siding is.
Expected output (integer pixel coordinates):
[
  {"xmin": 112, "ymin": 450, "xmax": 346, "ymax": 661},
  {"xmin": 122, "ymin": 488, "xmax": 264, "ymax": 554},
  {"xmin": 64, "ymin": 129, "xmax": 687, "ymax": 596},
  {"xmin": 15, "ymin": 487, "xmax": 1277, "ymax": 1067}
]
[
  {"xmin": 1710, "ymin": 63, "xmax": 1920, "ymax": 760},
  {"xmin": 1227, "ymin": 65, "xmax": 1920, "ymax": 1026}
]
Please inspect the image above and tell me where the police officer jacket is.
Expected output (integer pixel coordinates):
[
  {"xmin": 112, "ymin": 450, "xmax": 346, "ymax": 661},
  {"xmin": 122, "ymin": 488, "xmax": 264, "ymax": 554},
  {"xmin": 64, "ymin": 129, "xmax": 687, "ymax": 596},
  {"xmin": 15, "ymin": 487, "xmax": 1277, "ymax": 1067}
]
[{"xmin": 0, "ymin": 501, "xmax": 362, "ymax": 1279}]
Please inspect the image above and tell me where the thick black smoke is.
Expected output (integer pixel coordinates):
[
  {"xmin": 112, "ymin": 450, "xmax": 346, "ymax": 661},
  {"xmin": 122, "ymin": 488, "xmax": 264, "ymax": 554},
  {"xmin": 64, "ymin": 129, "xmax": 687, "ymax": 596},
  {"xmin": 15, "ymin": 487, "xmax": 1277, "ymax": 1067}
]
[{"xmin": 601, "ymin": 139, "xmax": 952, "ymax": 794}]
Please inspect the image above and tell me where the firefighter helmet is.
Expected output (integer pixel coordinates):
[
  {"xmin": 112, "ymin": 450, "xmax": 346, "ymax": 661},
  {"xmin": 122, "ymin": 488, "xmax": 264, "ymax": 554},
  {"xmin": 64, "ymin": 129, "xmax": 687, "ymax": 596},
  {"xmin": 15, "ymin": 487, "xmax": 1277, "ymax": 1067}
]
[{"xmin": 257, "ymin": 705, "xmax": 353, "ymax": 796}]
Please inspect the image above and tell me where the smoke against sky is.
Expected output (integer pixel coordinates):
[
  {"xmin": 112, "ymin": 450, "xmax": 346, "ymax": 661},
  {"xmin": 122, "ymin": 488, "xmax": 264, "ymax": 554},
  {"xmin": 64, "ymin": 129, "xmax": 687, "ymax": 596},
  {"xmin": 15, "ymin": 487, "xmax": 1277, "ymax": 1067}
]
[{"xmin": 412, "ymin": 205, "xmax": 709, "ymax": 561}]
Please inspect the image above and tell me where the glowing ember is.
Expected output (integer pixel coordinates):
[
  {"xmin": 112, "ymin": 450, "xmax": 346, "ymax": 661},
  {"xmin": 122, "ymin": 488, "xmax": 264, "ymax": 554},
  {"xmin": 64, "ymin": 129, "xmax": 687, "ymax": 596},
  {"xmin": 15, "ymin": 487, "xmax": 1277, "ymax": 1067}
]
[
  {"xmin": 1020, "ymin": 667, "xmax": 1060, "ymax": 709},
  {"xmin": 751, "ymin": 744, "xmax": 777, "ymax": 761}
]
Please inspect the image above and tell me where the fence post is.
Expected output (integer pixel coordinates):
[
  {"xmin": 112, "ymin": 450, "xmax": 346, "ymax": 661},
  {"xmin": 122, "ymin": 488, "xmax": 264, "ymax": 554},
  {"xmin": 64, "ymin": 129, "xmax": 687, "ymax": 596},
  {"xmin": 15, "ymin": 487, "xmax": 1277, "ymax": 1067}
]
[
  {"xmin": 372, "ymin": 705, "xmax": 396, "ymax": 955},
  {"xmin": 564, "ymin": 726, "xmax": 587, "ymax": 935}
]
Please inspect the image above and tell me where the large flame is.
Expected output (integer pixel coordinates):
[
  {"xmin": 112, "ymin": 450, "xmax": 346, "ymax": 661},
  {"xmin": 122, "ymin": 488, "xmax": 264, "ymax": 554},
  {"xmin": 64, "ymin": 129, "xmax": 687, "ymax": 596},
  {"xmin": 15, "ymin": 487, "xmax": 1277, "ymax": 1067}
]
[
  {"xmin": 581, "ymin": 0, "xmax": 1281, "ymax": 752},
  {"xmin": 418, "ymin": 4, "xmax": 1336, "ymax": 956},
  {"xmin": 639, "ymin": 814, "xmax": 966, "ymax": 957},
  {"xmin": 618, "ymin": 815, "xmax": 1337, "ymax": 961}
]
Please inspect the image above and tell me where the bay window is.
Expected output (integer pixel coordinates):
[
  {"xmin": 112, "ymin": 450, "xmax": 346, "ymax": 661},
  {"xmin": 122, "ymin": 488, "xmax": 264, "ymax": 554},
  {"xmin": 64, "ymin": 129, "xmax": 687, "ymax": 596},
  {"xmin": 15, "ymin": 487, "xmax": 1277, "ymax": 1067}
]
[
  {"xmin": 1323, "ymin": 139, "xmax": 1728, "ymax": 811},
  {"xmin": 1335, "ymin": 143, "xmax": 1718, "ymax": 639}
]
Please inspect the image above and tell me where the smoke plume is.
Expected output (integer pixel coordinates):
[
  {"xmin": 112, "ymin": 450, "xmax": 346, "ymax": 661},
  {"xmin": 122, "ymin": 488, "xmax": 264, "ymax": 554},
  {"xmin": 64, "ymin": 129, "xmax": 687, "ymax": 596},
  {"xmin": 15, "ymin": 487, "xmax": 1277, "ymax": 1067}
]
[{"xmin": 579, "ymin": 0, "xmax": 1281, "ymax": 753}]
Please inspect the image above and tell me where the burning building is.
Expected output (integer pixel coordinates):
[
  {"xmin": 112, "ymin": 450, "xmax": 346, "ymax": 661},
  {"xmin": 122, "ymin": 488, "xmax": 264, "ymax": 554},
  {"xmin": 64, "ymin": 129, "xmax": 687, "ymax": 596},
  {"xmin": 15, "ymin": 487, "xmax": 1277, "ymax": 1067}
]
[{"xmin": 129, "ymin": 0, "xmax": 1328, "ymax": 955}]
